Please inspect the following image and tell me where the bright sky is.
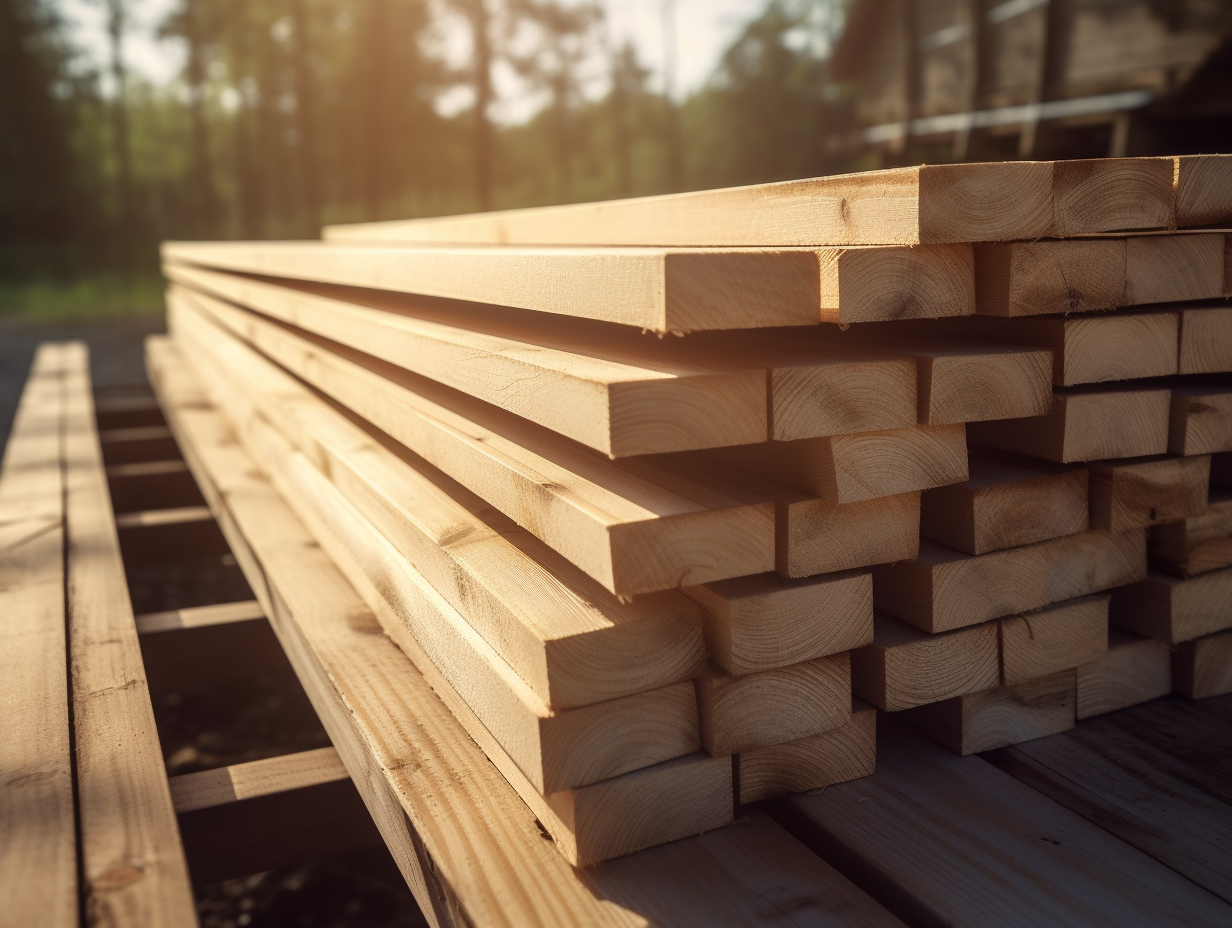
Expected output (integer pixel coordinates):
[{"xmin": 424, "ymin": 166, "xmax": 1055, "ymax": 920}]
[{"xmin": 56, "ymin": 0, "xmax": 768, "ymax": 121}]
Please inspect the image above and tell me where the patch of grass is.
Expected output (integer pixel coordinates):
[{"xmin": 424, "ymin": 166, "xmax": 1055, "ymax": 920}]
[{"xmin": 0, "ymin": 272, "xmax": 166, "ymax": 322}]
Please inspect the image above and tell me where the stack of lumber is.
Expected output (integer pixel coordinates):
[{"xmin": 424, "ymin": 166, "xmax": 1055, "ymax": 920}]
[{"xmin": 156, "ymin": 155, "xmax": 1232, "ymax": 863}]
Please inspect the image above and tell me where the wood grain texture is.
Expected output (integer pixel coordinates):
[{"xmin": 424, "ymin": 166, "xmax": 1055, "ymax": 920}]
[
  {"xmin": 736, "ymin": 700, "xmax": 876, "ymax": 803},
  {"xmin": 812, "ymin": 242, "xmax": 976, "ymax": 322},
  {"xmin": 177, "ymin": 298, "xmax": 707, "ymax": 710},
  {"xmin": 1176, "ymin": 154, "xmax": 1232, "ymax": 226},
  {"xmin": 166, "ymin": 264, "xmax": 769, "ymax": 457},
  {"xmin": 682, "ymin": 570, "xmax": 872, "ymax": 675},
  {"xmin": 135, "ymin": 599, "xmax": 265, "ymax": 633},
  {"xmin": 62, "ymin": 342, "xmax": 198, "ymax": 926},
  {"xmin": 697, "ymin": 653, "xmax": 851, "ymax": 756},
  {"xmin": 1123, "ymin": 234, "xmax": 1226, "ymax": 306},
  {"xmin": 908, "ymin": 669, "xmax": 1077, "ymax": 755},
  {"xmin": 163, "ymin": 241, "xmax": 822, "ymax": 334},
  {"xmin": 170, "ymin": 747, "xmax": 349, "ymax": 813},
  {"xmin": 968, "ymin": 386, "xmax": 1172, "ymax": 463},
  {"xmin": 1076, "ymin": 628, "xmax": 1171, "ymax": 719},
  {"xmin": 707, "ymin": 422, "xmax": 968, "ymax": 503},
  {"xmin": 0, "ymin": 344, "xmax": 76, "ymax": 928},
  {"xmin": 1000, "ymin": 596, "xmax": 1109, "ymax": 686},
  {"xmin": 921, "ymin": 448, "xmax": 1089, "ymax": 555},
  {"xmin": 874, "ymin": 530, "xmax": 1146, "ymax": 633},
  {"xmin": 851, "ymin": 611, "xmax": 1000, "ymax": 711},
  {"xmin": 1151, "ymin": 490, "xmax": 1232, "ymax": 577},
  {"xmin": 975, "ymin": 239, "xmax": 1126, "ymax": 317},
  {"xmin": 1111, "ymin": 568, "xmax": 1232, "ymax": 645},
  {"xmin": 779, "ymin": 714, "xmax": 1232, "ymax": 928},
  {"xmin": 1178, "ymin": 304, "xmax": 1232, "ymax": 375},
  {"xmin": 1173, "ymin": 632, "xmax": 1232, "ymax": 700},
  {"xmin": 1170, "ymin": 384, "xmax": 1232, "ymax": 455},
  {"xmin": 169, "ymin": 288, "xmax": 774, "ymax": 596},
  {"xmin": 1049, "ymin": 158, "xmax": 1176, "ymax": 237},
  {"xmin": 1088, "ymin": 454, "xmax": 1211, "ymax": 532}
]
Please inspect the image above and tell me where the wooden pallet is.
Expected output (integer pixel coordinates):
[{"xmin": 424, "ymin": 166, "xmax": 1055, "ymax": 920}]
[{"xmin": 4, "ymin": 341, "xmax": 1232, "ymax": 926}]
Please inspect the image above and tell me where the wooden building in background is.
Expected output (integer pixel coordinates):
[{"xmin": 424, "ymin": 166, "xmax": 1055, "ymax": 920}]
[{"xmin": 830, "ymin": 0, "xmax": 1232, "ymax": 164}]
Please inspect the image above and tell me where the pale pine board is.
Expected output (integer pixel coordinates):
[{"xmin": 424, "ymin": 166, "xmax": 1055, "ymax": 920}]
[{"xmin": 1088, "ymin": 454, "xmax": 1210, "ymax": 533}]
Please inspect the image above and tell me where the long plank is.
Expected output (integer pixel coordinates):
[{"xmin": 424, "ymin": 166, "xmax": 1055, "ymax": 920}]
[
  {"xmin": 176, "ymin": 297, "xmax": 707, "ymax": 710},
  {"xmin": 1170, "ymin": 383, "xmax": 1232, "ymax": 455},
  {"xmin": 773, "ymin": 716, "xmax": 1232, "ymax": 928},
  {"xmin": 1177, "ymin": 154, "xmax": 1232, "ymax": 226},
  {"xmin": 999, "ymin": 596, "xmax": 1109, "ymax": 685},
  {"xmin": 1179, "ymin": 304, "xmax": 1232, "ymax": 375},
  {"xmin": 1076, "ymin": 628, "xmax": 1172, "ymax": 719},
  {"xmin": 321, "ymin": 160, "xmax": 1187, "ymax": 247},
  {"xmin": 0, "ymin": 344, "xmax": 76, "ymax": 927},
  {"xmin": 1087, "ymin": 454, "xmax": 1210, "ymax": 532},
  {"xmin": 1111, "ymin": 568, "xmax": 1232, "ymax": 644},
  {"xmin": 873, "ymin": 530, "xmax": 1146, "ymax": 633},
  {"xmin": 62, "ymin": 342, "xmax": 198, "ymax": 924},
  {"xmin": 167, "ymin": 288, "xmax": 774, "ymax": 596},
  {"xmin": 1173, "ymin": 632, "xmax": 1232, "ymax": 699},
  {"xmin": 163, "ymin": 241, "xmax": 823, "ymax": 334}
]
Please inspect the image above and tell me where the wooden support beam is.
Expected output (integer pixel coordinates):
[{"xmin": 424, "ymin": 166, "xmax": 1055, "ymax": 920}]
[
  {"xmin": 1170, "ymin": 384, "xmax": 1232, "ymax": 456},
  {"xmin": 0, "ymin": 344, "xmax": 76, "ymax": 927},
  {"xmin": 1173, "ymin": 631, "xmax": 1232, "ymax": 700},
  {"xmin": 164, "ymin": 241, "xmax": 825, "ymax": 334},
  {"xmin": 1178, "ymin": 305, "xmax": 1232, "ymax": 375},
  {"xmin": 921, "ymin": 448, "xmax": 1088, "ymax": 555},
  {"xmin": 696, "ymin": 654, "xmax": 851, "ymax": 757},
  {"xmin": 136, "ymin": 599, "xmax": 265, "ymax": 633},
  {"xmin": 873, "ymin": 530, "xmax": 1146, "ymax": 633},
  {"xmin": 735, "ymin": 700, "xmax": 876, "ymax": 804},
  {"xmin": 1176, "ymin": 154, "xmax": 1232, "ymax": 226},
  {"xmin": 969, "ymin": 385, "xmax": 1172, "ymax": 463},
  {"xmin": 1076, "ymin": 628, "xmax": 1171, "ymax": 719},
  {"xmin": 906, "ymin": 669, "xmax": 1077, "ymax": 755},
  {"xmin": 1124, "ymin": 234, "xmax": 1227, "ymax": 306},
  {"xmin": 98, "ymin": 424, "xmax": 180, "ymax": 464},
  {"xmin": 1151, "ymin": 490, "xmax": 1232, "ymax": 577},
  {"xmin": 1111, "ymin": 568, "xmax": 1232, "ymax": 644},
  {"xmin": 683, "ymin": 570, "xmax": 872, "ymax": 675},
  {"xmin": 1088, "ymin": 454, "xmax": 1210, "ymax": 532},
  {"xmin": 1000, "ymin": 596, "xmax": 1109, "ymax": 686},
  {"xmin": 63, "ymin": 342, "xmax": 198, "ymax": 923},
  {"xmin": 170, "ymin": 747, "xmax": 349, "ymax": 812},
  {"xmin": 851, "ymin": 611, "xmax": 1000, "ymax": 711},
  {"xmin": 106, "ymin": 459, "xmax": 203, "ymax": 514},
  {"xmin": 167, "ymin": 288, "xmax": 774, "ymax": 598}
]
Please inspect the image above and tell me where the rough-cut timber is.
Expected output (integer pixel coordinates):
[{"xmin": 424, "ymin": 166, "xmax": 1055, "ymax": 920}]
[
  {"xmin": 1173, "ymin": 632, "xmax": 1232, "ymax": 700},
  {"xmin": 682, "ymin": 570, "xmax": 872, "ymax": 675},
  {"xmin": 851, "ymin": 612, "xmax": 1000, "ymax": 711},
  {"xmin": 1111, "ymin": 568, "xmax": 1232, "ymax": 645},
  {"xmin": 169, "ymin": 289, "xmax": 775, "ymax": 596},
  {"xmin": 163, "ymin": 241, "xmax": 823, "ymax": 334},
  {"xmin": 1177, "ymin": 154, "xmax": 1232, "ymax": 226},
  {"xmin": 696, "ymin": 654, "xmax": 851, "ymax": 756},
  {"xmin": 707, "ymin": 423, "xmax": 968, "ymax": 503},
  {"xmin": 1123, "ymin": 234, "xmax": 1227, "ymax": 306},
  {"xmin": 324, "ymin": 160, "xmax": 1188, "ymax": 247},
  {"xmin": 1170, "ymin": 384, "xmax": 1232, "ymax": 456},
  {"xmin": 1000, "ymin": 597, "xmax": 1110, "ymax": 686},
  {"xmin": 1076, "ymin": 628, "xmax": 1172, "ymax": 719},
  {"xmin": 1087, "ymin": 455, "xmax": 1211, "ymax": 533},
  {"xmin": 735, "ymin": 700, "xmax": 876, "ymax": 803},
  {"xmin": 1151, "ymin": 490, "xmax": 1232, "ymax": 577},
  {"xmin": 908, "ymin": 669, "xmax": 1077, "ymax": 755},
  {"xmin": 920, "ymin": 448, "xmax": 1089, "ymax": 555},
  {"xmin": 1178, "ymin": 305, "xmax": 1232, "ymax": 375},
  {"xmin": 874, "ymin": 530, "xmax": 1146, "ymax": 633},
  {"xmin": 969, "ymin": 386, "xmax": 1172, "ymax": 463}
]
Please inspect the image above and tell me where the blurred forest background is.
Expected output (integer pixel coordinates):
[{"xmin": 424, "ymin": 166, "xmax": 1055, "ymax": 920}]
[{"xmin": 1, "ymin": 0, "xmax": 852, "ymax": 317}]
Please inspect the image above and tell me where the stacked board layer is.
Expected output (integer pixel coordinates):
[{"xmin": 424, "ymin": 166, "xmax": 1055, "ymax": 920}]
[{"xmin": 158, "ymin": 154, "xmax": 1232, "ymax": 863}]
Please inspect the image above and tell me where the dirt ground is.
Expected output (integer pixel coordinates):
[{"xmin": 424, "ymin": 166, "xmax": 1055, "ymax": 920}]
[{"xmin": 1, "ymin": 316, "xmax": 429, "ymax": 927}]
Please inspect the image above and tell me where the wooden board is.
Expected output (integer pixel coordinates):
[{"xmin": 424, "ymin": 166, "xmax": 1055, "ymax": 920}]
[
  {"xmin": 907, "ymin": 669, "xmax": 1077, "ymax": 755},
  {"xmin": 1170, "ymin": 383, "xmax": 1232, "ymax": 455},
  {"xmin": 62, "ymin": 342, "xmax": 199, "ymax": 924},
  {"xmin": 968, "ymin": 386, "xmax": 1172, "ymax": 463},
  {"xmin": 873, "ymin": 530, "xmax": 1146, "ymax": 633},
  {"xmin": 777, "ymin": 714, "xmax": 1232, "ymax": 928},
  {"xmin": 707, "ymin": 423, "xmax": 968, "ymax": 504},
  {"xmin": 850, "ymin": 611, "xmax": 1000, "ymax": 711},
  {"xmin": 1123, "ymin": 234, "xmax": 1227, "ymax": 306},
  {"xmin": 168, "ymin": 288, "xmax": 775, "ymax": 597},
  {"xmin": 1000, "ymin": 596, "xmax": 1109, "ymax": 686},
  {"xmin": 1111, "ymin": 568, "xmax": 1232, "ymax": 645},
  {"xmin": 696, "ymin": 654, "xmax": 851, "ymax": 756},
  {"xmin": 0, "ymin": 344, "xmax": 76, "ymax": 927},
  {"xmin": 735, "ymin": 700, "xmax": 877, "ymax": 804},
  {"xmin": 163, "ymin": 241, "xmax": 823, "ymax": 334},
  {"xmin": 1178, "ymin": 304, "xmax": 1232, "ymax": 375},
  {"xmin": 809, "ymin": 243, "xmax": 976, "ymax": 323},
  {"xmin": 1173, "ymin": 632, "xmax": 1232, "ymax": 700},
  {"xmin": 322, "ymin": 160, "xmax": 1185, "ymax": 247},
  {"xmin": 1088, "ymin": 454, "xmax": 1211, "ymax": 532},
  {"xmin": 176, "ymin": 297, "xmax": 708, "ymax": 711},
  {"xmin": 1177, "ymin": 154, "xmax": 1232, "ymax": 226},
  {"xmin": 1076, "ymin": 628, "xmax": 1172, "ymax": 719},
  {"xmin": 682, "ymin": 570, "xmax": 872, "ymax": 675},
  {"xmin": 921, "ymin": 448, "xmax": 1089, "ymax": 555},
  {"xmin": 1152, "ymin": 490, "xmax": 1232, "ymax": 576}
]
